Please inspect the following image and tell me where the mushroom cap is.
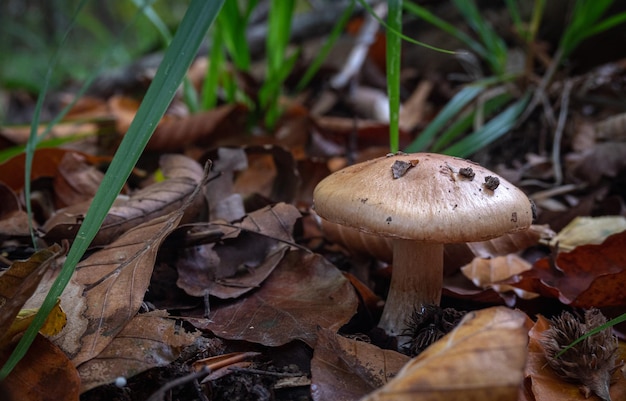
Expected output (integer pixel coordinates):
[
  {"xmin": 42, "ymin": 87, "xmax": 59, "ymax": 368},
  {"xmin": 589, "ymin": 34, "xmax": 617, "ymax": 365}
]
[{"xmin": 313, "ymin": 153, "xmax": 533, "ymax": 243}]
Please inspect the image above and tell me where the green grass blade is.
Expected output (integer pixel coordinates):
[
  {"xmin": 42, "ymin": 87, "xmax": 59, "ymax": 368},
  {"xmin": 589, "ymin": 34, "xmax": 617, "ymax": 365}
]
[
  {"xmin": 358, "ymin": 0, "xmax": 455, "ymax": 55},
  {"xmin": 441, "ymin": 93, "xmax": 530, "ymax": 158},
  {"xmin": 402, "ymin": 1, "xmax": 486, "ymax": 58},
  {"xmin": 556, "ymin": 312, "xmax": 626, "ymax": 358},
  {"xmin": 23, "ymin": 0, "xmax": 89, "ymax": 248},
  {"xmin": 431, "ymin": 91, "xmax": 512, "ymax": 152},
  {"xmin": 0, "ymin": 0, "xmax": 225, "ymax": 380},
  {"xmin": 387, "ymin": 0, "xmax": 402, "ymax": 153},
  {"xmin": 404, "ymin": 84, "xmax": 486, "ymax": 152},
  {"xmin": 218, "ymin": 0, "xmax": 252, "ymax": 71},
  {"xmin": 296, "ymin": 2, "xmax": 354, "ymax": 92},
  {"xmin": 202, "ymin": 24, "xmax": 225, "ymax": 110},
  {"xmin": 451, "ymin": 0, "xmax": 507, "ymax": 75}
]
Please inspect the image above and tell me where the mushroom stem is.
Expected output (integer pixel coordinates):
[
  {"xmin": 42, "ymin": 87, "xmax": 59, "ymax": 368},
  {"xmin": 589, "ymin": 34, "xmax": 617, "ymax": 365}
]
[{"xmin": 378, "ymin": 239, "xmax": 443, "ymax": 336}]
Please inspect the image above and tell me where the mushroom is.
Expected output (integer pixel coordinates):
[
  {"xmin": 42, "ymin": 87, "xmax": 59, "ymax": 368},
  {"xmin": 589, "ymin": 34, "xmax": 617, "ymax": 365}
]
[{"xmin": 313, "ymin": 153, "xmax": 533, "ymax": 336}]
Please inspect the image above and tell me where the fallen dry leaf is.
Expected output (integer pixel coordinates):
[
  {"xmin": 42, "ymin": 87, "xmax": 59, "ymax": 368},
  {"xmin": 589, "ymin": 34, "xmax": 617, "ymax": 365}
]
[
  {"xmin": 362, "ymin": 306, "xmax": 530, "ymax": 401},
  {"xmin": 311, "ymin": 327, "xmax": 410, "ymax": 401},
  {"xmin": 461, "ymin": 254, "xmax": 538, "ymax": 305},
  {"xmin": 26, "ymin": 163, "xmax": 208, "ymax": 367},
  {"xmin": 0, "ymin": 334, "xmax": 80, "ymax": 401},
  {"xmin": 198, "ymin": 250, "xmax": 358, "ymax": 347},
  {"xmin": 0, "ymin": 182, "xmax": 32, "ymax": 239},
  {"xmin": 176, "ymin": 202, "xmax": 301, "ymax": 299},
  {"xmin": 77, "ymin": 310, "xmax": 200, "ymax": 393},
  {"xmin": 42, "ymin": 154, "xmax": 206, "ymax": 246},
  {"xmin": 512, "ymin": 230, "xmax": 626, "ymax": 307},
  {"xmin": 0, "ymin": 244, "xmax": 63, "ymax": 346},
  {"xmin": 544, "ymin": 215, "xmax": 626, "ymax": 252},
  {"xmin": 53, "ymin": 150, "xmax": 104, "ymax": 208}
]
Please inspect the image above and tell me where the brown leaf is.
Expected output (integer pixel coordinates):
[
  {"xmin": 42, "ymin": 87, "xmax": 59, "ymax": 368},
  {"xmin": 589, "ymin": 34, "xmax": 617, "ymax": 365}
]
[
  {"xmin": 461, "ymin": 254, "xmax": 538, "ymax": 303},
  {"xmin": 311, "ymin": 328, "xmax": 410, "ymax": 401},
  {"xmin": 53, "ymin": 151, "xmax": 104, "ymax": 208},
  {"xmin": 148, "ymin": 104, "xmax": 248, "ymax": 151},
  {"xmin": 0, "ymin": 244, "xmax": 63, "ymax": 346},
  {"xmin": 176, "ymin": 203, "xmax": 301, "ymax": 299},
  {"xmin": 525, "ymin": 315, "xmax": 626, "ymax": 401},
  {"xmin": 0, "ymin": 148, "xmax": 103, "ymax": 192},
  {"xmin": 199, "ymin": 250, "xmax": 358, "ymax": 347},
  {"xmin": 0, "ymin": 182, "xmax": 32, "ymax": 239},
  {"xmin": 27, "ymin": 166, "xmax": 208, "ymax": 366},
  {"xmin": 0, "ymin": 334, "xmax": 80, "ymax": 401},
  {"xmin": 77, "ymin": 310, "xmax": 200, "ymax": 393},
  {"xmin": 512, "ymin": 231, "xmax": 626, "ymax": 307},
  {"xmin": 42, "ymin": 154, "xmax": 206, "ymax": 246},
  {"xmin": 362, "ymin": 307, "xmax": 530, "ymax": 401}
]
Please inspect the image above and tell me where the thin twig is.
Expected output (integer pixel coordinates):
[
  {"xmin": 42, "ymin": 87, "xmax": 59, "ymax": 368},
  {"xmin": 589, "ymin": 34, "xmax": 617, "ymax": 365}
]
[
  {"xmin": 330, "ymin": 2, "xmax": 387, "ymax": 89},
  {"xmin": 146, "ymin": 367, "xmax": 211, "ymax": 401},
  {"xmin": 552, "ymin": 79, "xmax": 573, "ymax": 186}
]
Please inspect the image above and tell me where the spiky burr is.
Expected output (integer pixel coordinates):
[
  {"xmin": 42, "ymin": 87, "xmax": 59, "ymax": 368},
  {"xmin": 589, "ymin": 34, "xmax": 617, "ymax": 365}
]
[{"xmin": 541, "ymin": 309, "xmax": 619, "ymax": 401}]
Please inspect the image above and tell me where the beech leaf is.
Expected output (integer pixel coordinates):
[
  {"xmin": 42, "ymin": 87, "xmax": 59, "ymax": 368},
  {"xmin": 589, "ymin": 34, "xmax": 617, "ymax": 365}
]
[
  {"xmin": 311, "ymin": 327, "xmax": 410, "ymax": 401},
  {"xmin": 362, "ymin": 307, "xmax": 530, "ymax": 401},
  {"xmin": 77, "ymin": 310, "xmax": 200, "ymax": 393},
  {"xmin": 199, "ymin": 250, "xmax": 358, "ymax": 347}
]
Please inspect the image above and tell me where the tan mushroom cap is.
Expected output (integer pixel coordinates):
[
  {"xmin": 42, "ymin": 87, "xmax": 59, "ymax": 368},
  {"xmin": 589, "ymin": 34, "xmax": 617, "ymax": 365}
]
[{"xmin": 313, "ymin": 153, "xmax": 533, "ymax": 243}]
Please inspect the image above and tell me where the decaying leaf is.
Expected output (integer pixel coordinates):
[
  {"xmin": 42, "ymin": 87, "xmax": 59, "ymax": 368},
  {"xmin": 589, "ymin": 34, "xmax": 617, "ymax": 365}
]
[
  {"xmin": 42, "ymin": 154, "xmax": 206, "ymax": 246},
  {"xmin": 176, "ymin": 202, "xmax": 301, "ymax": 299},
  {"xmin": 26, "ymin": 161, "xmax": 208, "ymax": 367},
  {"xmin": 198, "ymin": 250, "xmax": 358, "ymax": 347},
  {"xmin": 362, "ymin": 307, "xmax": 530, "ymax": 401},
  {"xmin": 77, "ymin": 310, "xmax": 200, "ymax": 393},
  {"xmin": 0, "ymin": 334, "xmax": 80, "ymax": 401},
  {"xmin": 311, "ymin": 327, "xmax": 410, "ymax": 401},
  {"xmin": 0, "ymin": 244, "xmax": 63, "ymax": 346},
  {"xmin": 1, "ymin": 299, "xmax": 66, "ymax": 349},
  {"xmin": 0, "ymin": 182, "xmax": 32, "ymax": 239}
]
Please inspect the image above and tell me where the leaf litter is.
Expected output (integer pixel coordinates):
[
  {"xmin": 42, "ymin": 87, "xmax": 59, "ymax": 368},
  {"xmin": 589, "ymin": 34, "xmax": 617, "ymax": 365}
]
[{"xmin": 3, "ymin": 4, "xmax": 626, "ymax": 401}]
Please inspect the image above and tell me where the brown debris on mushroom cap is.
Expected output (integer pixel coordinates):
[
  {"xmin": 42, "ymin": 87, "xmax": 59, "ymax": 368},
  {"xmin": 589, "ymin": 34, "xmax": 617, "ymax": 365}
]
[{"xmin": 313, "ymin": 153, "xmax": 533, "ymax": 243}]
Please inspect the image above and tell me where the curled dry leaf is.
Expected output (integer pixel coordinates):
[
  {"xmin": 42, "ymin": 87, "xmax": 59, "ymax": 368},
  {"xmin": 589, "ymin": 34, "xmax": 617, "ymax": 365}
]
[
  {"xmin": 53, "ymin": 150, "xmax": 104, "ymax": 208},
  {"xmin": 311, "ymin": 327, "xmax": 410, "ymax": 401},
  {"xmin": 77, "ymin": 310, "xmax": 200, "ymax": 393},
  {"xmin": 461, "ymin": 254, "xmax": 538, "ymax": 305},
  {"xmin": 42, "ymin": 154, "xmax": 206, "ymax": 246},
  {"xmin": 0, "ymin": 182, "xmax": 32, "ymax": 239},
  {"xmin": 176, "ymin": 202, "xmax": 301, "ymax": 299},
  {"xmin": 361, "ymin": 307, "xmax": 530, "ymax": 401},
  {"xmin": 198, "ymin": 250, "xmax": 358, "ymax": 347}
]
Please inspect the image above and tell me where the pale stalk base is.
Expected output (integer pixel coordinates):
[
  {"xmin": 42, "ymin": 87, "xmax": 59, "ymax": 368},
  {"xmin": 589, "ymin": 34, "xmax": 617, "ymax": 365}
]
[{"xmin": 378, "ymin": 240, "xmax": 443, "ymax": 337}]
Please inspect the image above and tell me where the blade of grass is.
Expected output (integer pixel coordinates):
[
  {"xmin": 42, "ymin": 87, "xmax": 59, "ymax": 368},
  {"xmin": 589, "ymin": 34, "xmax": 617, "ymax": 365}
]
[
  {"xmin": 262, "ymin": 0, "xmax": 295, "ymax": 128},
  {"xmin": 218, "ymin": 0, "xmax": 256, "ymax": 71},
  {"xmin": 451, "ymin": 0, "xmax": 507, "ymax": 75},
  {"xmin": 387, "ymin": 0, "xmax": 402, "ymax": 153},
  {"xmin": 358, "ymin": 0, "xmax": 455, "ymax": 55},
  {"xmin": 556, "ymin": 313, "xmax": 626, "ymax": 358},
  {"xmin": 202, "ymin": 24, "xmax": 225, "ymax": 110},
  {"xmin": 402, "ymin": 1, "xmax": 485, "ymax": 58},
  {"xmin": 23, "ymin": 0, "xmax": 89, "ymax": 248},
  {"xmin": 0, "ymin": 0, "xmax": 225, "ymax": 379},
  {"xmin": 404, "ymin": 83, "xmax": 486, "ymax": 152},
  {"xmin": 431, "ymin": 91, "xmax": 512, "ymax": 152},
  {"xmin": 441, "ymin": 93, "xmax": 530, "ymax": 158}
]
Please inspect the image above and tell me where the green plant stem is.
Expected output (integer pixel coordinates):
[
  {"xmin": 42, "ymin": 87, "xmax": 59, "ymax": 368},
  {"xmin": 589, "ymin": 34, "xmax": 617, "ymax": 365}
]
[
  {"xmin": 0, "ymin": 0, "xmax": 225, "ymax": 380},
  {"xmin": 387, "ymin": 0, "xmax": 402, "ymax": 153}
]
